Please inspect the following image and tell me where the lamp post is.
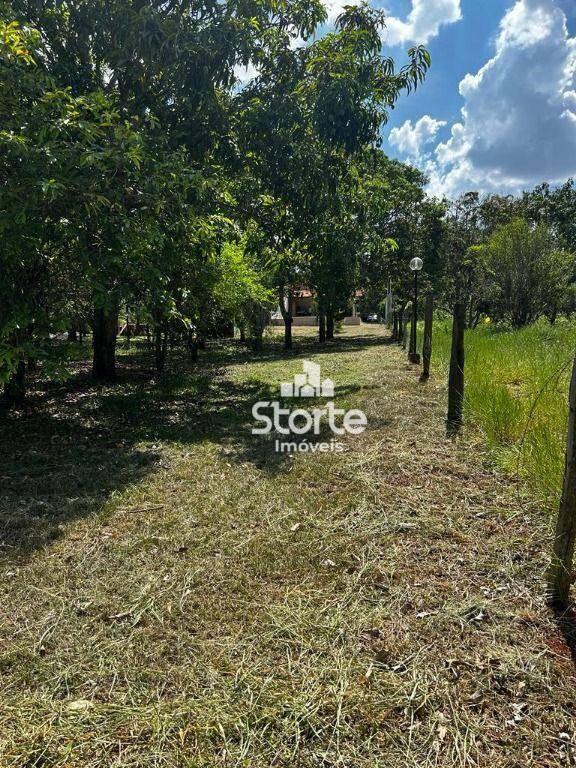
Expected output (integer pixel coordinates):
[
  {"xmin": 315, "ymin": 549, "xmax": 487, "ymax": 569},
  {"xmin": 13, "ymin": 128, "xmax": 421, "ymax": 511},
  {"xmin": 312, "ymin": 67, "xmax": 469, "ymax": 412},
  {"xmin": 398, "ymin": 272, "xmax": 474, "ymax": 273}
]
[{"xmin": 409, "ymin": 257, "xmax": 424, "ymax": 364}]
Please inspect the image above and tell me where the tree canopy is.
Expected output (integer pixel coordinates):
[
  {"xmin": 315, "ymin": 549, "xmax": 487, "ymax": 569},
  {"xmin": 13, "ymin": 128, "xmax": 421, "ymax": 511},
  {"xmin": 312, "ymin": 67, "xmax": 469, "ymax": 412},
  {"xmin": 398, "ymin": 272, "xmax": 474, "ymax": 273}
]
[{"xmin": 2, "ymin": 0, "xmax": 575, "ymax": 409}]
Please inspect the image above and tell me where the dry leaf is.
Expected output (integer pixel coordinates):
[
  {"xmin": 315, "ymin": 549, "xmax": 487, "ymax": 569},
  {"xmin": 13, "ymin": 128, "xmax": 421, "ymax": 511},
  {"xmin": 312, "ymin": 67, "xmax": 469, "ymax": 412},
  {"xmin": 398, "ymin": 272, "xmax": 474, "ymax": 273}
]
[
  {"xmin": 66, "ymin": 699, "xmax": 94, "ymax": 713},
  {"xmin": 290, "ymin": 523, "xmax": 301, "ymax": 532}
]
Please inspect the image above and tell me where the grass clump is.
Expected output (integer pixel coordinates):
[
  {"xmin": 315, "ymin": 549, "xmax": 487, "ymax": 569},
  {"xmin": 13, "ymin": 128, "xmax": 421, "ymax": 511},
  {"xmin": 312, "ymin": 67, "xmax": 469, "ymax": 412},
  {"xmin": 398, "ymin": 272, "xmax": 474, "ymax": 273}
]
[
  {"xmin": 433, "ymin": 318, "xmax": 576, "ymax": 510},
  {"xmin": 1, "ymin": 326, "xmax": 575, "ymax": 766}
]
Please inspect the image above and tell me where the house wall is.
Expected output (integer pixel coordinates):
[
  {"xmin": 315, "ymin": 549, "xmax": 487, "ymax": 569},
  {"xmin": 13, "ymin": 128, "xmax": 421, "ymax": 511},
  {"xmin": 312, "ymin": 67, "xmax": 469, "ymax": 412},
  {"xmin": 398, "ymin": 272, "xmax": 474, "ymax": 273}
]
[
  {"xmin": 271, "ymin": 316, "xmax": 362, "ymax": 327},
  {"xmin": 271, "ymin": 297, "xmax": 361, "ymax": 327},
  {"xmin": 292, "ymin": 296, "xmax": 314, "ymax": 317}
]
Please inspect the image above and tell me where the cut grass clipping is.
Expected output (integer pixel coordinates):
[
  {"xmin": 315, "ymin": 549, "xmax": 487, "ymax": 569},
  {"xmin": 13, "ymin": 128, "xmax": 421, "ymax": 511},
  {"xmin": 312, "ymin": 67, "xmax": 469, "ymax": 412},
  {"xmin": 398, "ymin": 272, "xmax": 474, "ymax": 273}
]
[{"xmin": 1, "ymin": 325, "xmax": 575, "ymax": 767}]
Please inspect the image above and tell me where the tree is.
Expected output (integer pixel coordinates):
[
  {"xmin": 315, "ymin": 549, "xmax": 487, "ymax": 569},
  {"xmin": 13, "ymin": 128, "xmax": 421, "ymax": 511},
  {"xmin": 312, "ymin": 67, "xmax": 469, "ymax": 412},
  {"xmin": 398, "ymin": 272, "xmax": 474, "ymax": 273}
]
[
  {"xmin": 234, "ymin": 3, "xmax": 430, "ymax": 343},
  {"xmin": 358, "ymin": 154, "xmax": 435, "ymax": 312},
  {"xmin": 478, "ymin": 194, "xmax": 519, "ymax": 236},
  {"xmin": 0, "ymin": 17, "xmax": 149, "ymax": 401},
  {"xmin": 522, "ymin": 180, "xmax": 576, "ymax": 253},
  {"xmin": 483, "ymin": 219, "xmax": 574, "ymax": 328},
  {"xmin": 9, "ymin": 0, "xmax": 327, "ymax": 379},
  {"xmin": 435, "ymin": 193, "xmax": 489, "ymax": 327}
]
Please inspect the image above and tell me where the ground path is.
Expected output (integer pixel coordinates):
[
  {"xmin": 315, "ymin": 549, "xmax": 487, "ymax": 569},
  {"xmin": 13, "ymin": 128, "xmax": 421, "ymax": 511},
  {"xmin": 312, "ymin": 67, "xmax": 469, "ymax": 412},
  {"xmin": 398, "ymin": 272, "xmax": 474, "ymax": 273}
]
[{"xmin": 0, "ymin": 326, "xmax": 574, "ymax": 767}]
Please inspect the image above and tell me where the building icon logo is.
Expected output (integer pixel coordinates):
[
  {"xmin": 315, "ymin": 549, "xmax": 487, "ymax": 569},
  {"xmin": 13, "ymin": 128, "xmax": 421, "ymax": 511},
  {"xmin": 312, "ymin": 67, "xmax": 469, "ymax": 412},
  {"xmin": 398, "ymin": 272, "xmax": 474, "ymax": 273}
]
[{"xmin": 280, "ymin": 361, "xmax": 335, "ymax": 399}]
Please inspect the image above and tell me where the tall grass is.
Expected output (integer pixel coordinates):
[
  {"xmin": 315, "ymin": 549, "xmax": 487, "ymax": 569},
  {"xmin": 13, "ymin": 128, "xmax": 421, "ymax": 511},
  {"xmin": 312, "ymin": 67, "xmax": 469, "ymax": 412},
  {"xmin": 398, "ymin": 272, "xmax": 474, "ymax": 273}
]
[{"xmin": 432, "ymin": 318, "xmax": 576, "ymax": 511}]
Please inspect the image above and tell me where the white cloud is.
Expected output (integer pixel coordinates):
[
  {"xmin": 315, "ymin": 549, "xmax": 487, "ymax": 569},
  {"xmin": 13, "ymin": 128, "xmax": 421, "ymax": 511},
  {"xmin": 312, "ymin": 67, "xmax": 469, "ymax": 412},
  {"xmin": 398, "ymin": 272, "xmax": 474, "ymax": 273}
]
[
  {"xmin": 384, "ymin": 0, "xmax": 462, "ymax": 45},
  {"xmin": 322, "ymin": 0, "xmax": 461, "ymax": 42},
  {"xmin": 237, "ymin": 0, "xmax": 462, "ymax": 83},
  {"xmin": 390, "ymin": 0, "xmax": 576, "ymax": 198},
  {"xmin": 389, "ymin": 116, "xmax": 447, "ymax": 157},
  {"xmin": 234, "ymin": 62, "xmax": 260, "ymax": 84},
  {"xmin": 322, "ymin": 0, "xmax": 360, "ymax": 24}
]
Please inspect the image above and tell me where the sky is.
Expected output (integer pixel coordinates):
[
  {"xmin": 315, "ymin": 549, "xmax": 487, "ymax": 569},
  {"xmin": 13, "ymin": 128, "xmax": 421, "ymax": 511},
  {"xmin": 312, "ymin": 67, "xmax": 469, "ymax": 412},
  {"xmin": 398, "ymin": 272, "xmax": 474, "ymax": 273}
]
[{"xmin": 324, "ymin": 0, "xmax": 576, "ymax": 198}]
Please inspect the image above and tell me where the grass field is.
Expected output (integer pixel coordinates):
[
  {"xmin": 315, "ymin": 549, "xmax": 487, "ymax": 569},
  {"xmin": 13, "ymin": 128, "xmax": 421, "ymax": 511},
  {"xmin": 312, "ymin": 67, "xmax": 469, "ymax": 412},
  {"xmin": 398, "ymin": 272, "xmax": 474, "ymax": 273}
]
[
  {"xmin": 1, "ymin": 325, "xmax": 575, "ymax": 767},
  {"xmin": 432, "ymin": 319, "xmax": 576, "ymax": 512}
]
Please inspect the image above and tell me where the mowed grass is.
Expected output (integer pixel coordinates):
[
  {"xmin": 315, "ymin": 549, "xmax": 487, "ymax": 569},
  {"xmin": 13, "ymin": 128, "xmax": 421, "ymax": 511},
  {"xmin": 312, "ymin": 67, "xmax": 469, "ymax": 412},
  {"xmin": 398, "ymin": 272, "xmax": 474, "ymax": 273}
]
[
  {"xmin": 432, "ymin": 319, "xmax": 576, "ymax": 511},
  {"xmin": 1, "ymin": 325, "xmax": 575, "ymax": 767}
]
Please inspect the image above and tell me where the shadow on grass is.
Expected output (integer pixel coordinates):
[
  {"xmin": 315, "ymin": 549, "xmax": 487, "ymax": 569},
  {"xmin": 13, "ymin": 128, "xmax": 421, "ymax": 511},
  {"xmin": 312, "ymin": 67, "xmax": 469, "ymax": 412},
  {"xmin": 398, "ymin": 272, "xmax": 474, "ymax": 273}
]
[
  {"xmin": 0, "ymin": 372, "xmax": 275, "ymax": 557},
  {"xmin": 206, "ymin": 331, "xmax": 390, "ymax": 368},
  {"xmin": 0, "ymin": 331, "xmax": 389, "ymax": 558}
]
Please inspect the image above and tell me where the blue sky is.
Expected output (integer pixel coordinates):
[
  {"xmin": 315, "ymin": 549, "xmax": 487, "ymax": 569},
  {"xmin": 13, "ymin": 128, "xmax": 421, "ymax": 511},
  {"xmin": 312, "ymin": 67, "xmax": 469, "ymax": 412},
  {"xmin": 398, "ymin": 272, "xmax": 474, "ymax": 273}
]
[
  {"xmin": 383, "ymin": 0, "xmax": 510, "ymax": 150},
  {"xmin": 318, "ymin": 0, "xmax": 576, "ymax": 198},
  {"xmin": 235, "ymin": 0, "xmax": 576, "ymax": 197}
]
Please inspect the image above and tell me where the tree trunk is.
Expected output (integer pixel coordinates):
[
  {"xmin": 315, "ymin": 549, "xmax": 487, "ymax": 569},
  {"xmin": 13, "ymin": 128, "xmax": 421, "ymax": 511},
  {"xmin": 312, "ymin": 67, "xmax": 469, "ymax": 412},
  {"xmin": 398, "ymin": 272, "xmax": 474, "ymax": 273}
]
[
  {"xmin": 326, "ymin": 306, "xmax": 335, "ymax": 341},
  {"xmin": 284, "ymin": 316, "xmax": 293, "ymax": 350},
  {"xmin": 92, "ymin": 304, "xmax": 119, "ymax": 382},
  {"xmin": 251, "ymin": 328, "xmax": 264, "ymax": 351},
  {"xmin": 422, "ymin": 294, "xmax": 434, "ymax": 380},
  {"xmin": 548, "ymin": 357, "xmax": 576, "ymax": 609},
  {"xmin": 240, "ymin": 325, "xmax": 246, "ymax": 344},
  {"xmin": 447, "ymin": 302, "xmax": 466, "ymax": 435},
  {"xmin": 186, "ymin": 330, "xmax": 199, "ymax": 362},
  {"xmin": 278, "ymin": 286, "xmax": 293, "ymax": 351},
  {"xmin": 319, "ymin": 310, "xmax": 326, "ymax": 343},
  {"xmin": 392, "ymin": 310, "xmax": 399, "ymax": 342},
  {"xmin": 68, "ymin": 325, "xmax": 78, "ymax": 343},
  {"xmin": 3, "ymin": 359, "xmax": 26, "ymax": 409},
  {"xmin": 385, "ymin": 288, "xmax": 394, "ymax": 330},
  {"xmin": 154, "ymin": 323, "xmax": 168, "ymax": 372},
  {"xmin": 250, "ymin": 306, "xmax": 265, "ymax": 351}
]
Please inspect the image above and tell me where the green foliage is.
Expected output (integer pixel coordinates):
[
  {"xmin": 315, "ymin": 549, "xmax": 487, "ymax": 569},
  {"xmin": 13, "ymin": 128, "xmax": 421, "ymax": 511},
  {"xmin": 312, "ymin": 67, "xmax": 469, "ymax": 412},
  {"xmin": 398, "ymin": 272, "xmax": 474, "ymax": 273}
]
[
  {"xmin": 1, "ymin": 0, "xmax": 431, "ymax": 393},
  {"xmin": 304, "ymin": 4, "xmax": 430, "ymax": 152},
  {"xmin": 433, "ymin": 319, "xmax": 576, "ymax": 509},
  {"xmin": 522, "ymin": 179, "xmax": 576, "ymax": 253},
  {"xmin": 232, "ymin": 4, "xmax": 430, "ymax": 334},
  {"xmin": 0, "ymin": 17, "xmax": 143, "ymax": 380},
  {"xmin": 202, "ymin": 240, "xmax": 274, "ymax": 333},
  {"xmin": 431, "ymin": 194, "xmax": 576, "ymax": 332},
  {"xmin": 359, "ymin": 154, "xmax": 436, "ymax": 304},
  {"xmin": 482, "ymin": 218, "xmax": 574, "ymax": 327}
]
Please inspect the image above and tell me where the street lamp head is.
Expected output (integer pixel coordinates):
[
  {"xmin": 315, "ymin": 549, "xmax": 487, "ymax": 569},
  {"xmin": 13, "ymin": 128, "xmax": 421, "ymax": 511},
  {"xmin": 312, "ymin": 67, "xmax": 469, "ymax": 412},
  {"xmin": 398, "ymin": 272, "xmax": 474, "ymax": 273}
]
[{"xmin": 410, "ymin": 257, "xmax": 424, "ymax": 272}]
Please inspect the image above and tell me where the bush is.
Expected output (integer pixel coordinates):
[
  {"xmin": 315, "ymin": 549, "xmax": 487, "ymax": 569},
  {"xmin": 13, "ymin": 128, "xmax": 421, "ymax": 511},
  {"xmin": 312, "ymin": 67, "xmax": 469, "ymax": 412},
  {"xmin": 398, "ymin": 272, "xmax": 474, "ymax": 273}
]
[{"xmin": 483, "ymin": 219, "xmax": 574, "ymax": 327}]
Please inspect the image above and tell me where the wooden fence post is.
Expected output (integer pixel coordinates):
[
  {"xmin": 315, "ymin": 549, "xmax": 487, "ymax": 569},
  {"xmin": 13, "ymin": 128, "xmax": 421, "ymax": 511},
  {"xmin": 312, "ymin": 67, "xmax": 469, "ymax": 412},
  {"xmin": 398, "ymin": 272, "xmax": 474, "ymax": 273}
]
[
  {"xmin": 397, "ymin": 307, "xmax": 404, "ymax": 347},
  {"xmin": 447, "ymin": 302, "xmax": 465, "ymax": 435},
  {"xmin": 422, "ymin": 294, "xmax": 434, "ymax": 380},
  {"xmin": 549, "ymin": 356, "xmax": 576, "ymax": 609},
  {"xmin": 402, "ymin": 303, "xmax": 411, "ymax": 350}
]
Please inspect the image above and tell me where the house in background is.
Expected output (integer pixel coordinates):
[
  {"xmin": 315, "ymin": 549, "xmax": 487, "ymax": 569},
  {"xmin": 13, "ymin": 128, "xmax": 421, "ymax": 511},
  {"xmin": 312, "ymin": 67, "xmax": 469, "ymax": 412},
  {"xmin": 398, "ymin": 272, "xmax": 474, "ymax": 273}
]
[{"xmin": 271, "ymin": 288, "xmax": 361, "ymax": 327}]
